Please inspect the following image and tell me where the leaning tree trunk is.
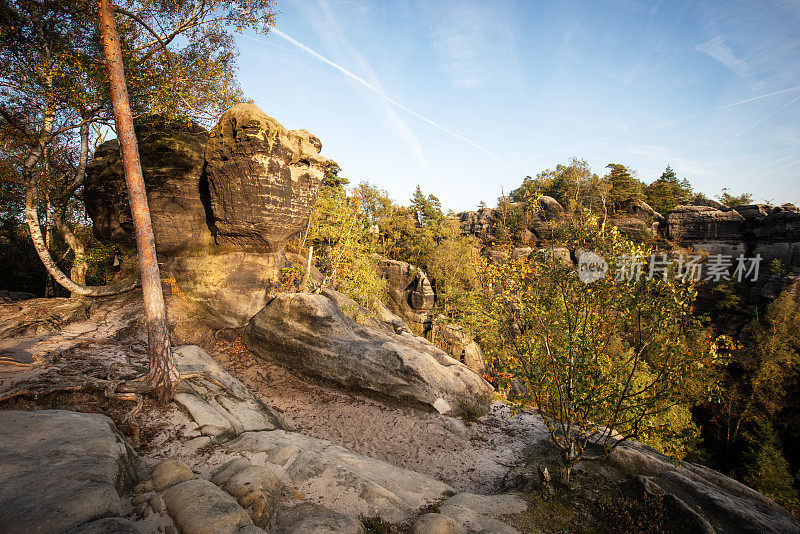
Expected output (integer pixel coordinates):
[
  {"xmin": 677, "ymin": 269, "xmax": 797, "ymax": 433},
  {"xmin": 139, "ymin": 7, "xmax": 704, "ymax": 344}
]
[{"xmin": 97, "ymin": 0, "xmax": 179, "ymax": 401}]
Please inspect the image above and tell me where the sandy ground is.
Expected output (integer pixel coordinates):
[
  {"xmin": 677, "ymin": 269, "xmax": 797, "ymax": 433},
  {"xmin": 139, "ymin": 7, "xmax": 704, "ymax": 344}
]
[{"xmin": 207, "ymin": 332, "xmax": 550, "ymax": 493}]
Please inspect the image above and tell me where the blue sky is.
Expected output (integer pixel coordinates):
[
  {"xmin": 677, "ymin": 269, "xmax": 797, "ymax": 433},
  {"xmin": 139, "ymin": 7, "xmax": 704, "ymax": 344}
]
[{"xmin": 235, "ymin": 0, "xmax": 800, "ymax": 212}]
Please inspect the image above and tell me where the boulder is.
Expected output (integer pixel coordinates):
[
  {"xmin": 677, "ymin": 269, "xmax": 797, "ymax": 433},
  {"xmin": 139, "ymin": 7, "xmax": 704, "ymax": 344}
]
[
  {"xmin": 152, "ymin": 459, "xmax": 195, "ymax": 491},
  {"xmin": 204, "ymin": 103, "xmax": 328, "ymax": 251},
  {"xmin": 244, "ymin": 292, "xmax": 493, "ymax": 416},
  {"xmin": 0, "ymin": 410, "xmax": 136, "ymax": 534},
  {"xmin": 171, "ymin": 345, "xmax": 283, "ymax": 441},
  {"xmin": 733, "ymin": 204, "xmax": 772, "ymax": 222},
  {"xmin": 376, "ymin": 257, "xmax": 435, "ymax": 333},
  {"xmin": 84, "ymin": 119, "xmax": 213, "ymax": 254},
  {"xmin": 431, "ymin": 322, "xmax": 486, "ymax": 374},
  {"xmin": 666, "ymin": 206, "xmax": 745, "ymax": 241},
  {"xmin": 162, "ymin": 479, "xmax": 254, "ymax": 534},
  {"xmin": 536, "ymin": 195, "xmax": 564, "ymax": 218},
  {"xmin": 604, "ymin": 440, "xmax": 800, "ymax": 533},
  {"xmin": 411, "ymin": 513, "xmax": 466, "ymax": 534},
  {"xmin": 210, "ymin": 460, "xmax": 282, "ymax": 528}
]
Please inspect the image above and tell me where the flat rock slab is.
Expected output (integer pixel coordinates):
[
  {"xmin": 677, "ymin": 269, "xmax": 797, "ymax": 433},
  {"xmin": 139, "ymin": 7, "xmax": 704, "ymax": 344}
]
[
  {"xmin": 0, "ymin": 410, "xmax": 135, "ymax": 534},
  {"xmin": 228, "ymin": 430, "xmax": 455, "ymax": 522},
  {"xmin": 171, "ymin": 345, "xmax": 282, "ymax": 442}
]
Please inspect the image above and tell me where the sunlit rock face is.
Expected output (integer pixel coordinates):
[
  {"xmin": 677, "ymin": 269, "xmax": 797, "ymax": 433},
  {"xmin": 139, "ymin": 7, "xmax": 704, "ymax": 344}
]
[
  {"xmin": 84, "ymin": 119, "xmax": 214, "ymax": 255},
  {"xmin": 204, "ymin": 103, "xmax": 329, "ymax": 251}
]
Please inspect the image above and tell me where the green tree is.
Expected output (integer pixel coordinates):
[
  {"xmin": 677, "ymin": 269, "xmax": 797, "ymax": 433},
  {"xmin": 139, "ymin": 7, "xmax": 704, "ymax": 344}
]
[
  {"xmin": 741, "ymin": 423, "xmax": 800, "ymax": 514},
  {"xmin": 717, "ymin": 188, "xmax": 753, "ymax": 207},
  {"xmin": 605, "ymin": 163, "xmax": 644, "ymax": 213},
  {"xmin": 477, "ymin": 214, "xmax": 719, "ymax": 481},
  {"xmin": 645, "ymin": 165, "xmax": 693, "ymax": 215}
]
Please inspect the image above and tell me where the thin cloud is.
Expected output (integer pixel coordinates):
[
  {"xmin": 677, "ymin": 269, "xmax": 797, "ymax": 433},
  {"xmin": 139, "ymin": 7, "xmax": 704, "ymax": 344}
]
[
  {"xmin": 521, "ymin": 84, "xmax": 800, "ymax": 162},
  {"xmin": 695, "ymin": 37, "xmax": 750, "ymax": 77},
  {"xmin": 307, "ymin": 0, "xmax": 425, "ymax": 165},
  {"xmin": 247, "ymin": 29, "xmax": 506, "ymax": 163}
]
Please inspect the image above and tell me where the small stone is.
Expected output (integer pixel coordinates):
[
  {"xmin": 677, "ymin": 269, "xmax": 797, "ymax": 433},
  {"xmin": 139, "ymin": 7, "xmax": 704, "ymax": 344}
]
[
  {"xmin": 132, "ymin": 493, "xmax": 149, "ymax": 506},
  {"xmin": 411, "ymin": 513, "xmax": 466, "ymax": 534},
  {"xmin": 164, "ymin": 526, "xmax": 178, "ymax": 534},
  {"xmin": 152, "ymin": 459, "xmax": 194, "ymax": 491}
]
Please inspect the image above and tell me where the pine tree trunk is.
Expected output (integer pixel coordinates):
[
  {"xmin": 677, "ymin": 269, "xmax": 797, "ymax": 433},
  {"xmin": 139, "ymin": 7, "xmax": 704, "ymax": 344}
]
[{"xmin": 97, "ymin": 0, "xmax": 178, "ymax": 401}]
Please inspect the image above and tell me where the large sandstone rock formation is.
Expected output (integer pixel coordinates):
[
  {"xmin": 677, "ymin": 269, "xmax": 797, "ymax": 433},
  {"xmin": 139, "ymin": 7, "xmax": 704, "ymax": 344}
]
[
  {"xmin": 204, "ymin": 103, "xmax": 328, "ymax": 251},
  {"xmin": 244, "ymin": 291, "xmax": 493, "ymax": 416},
  {"xmin": 85, "ymin": 105, "xmax": 328, "ymax": 254},
  {"xmin": 666, "ymin": 203, "xmax": 800, "ymax": 314},
  {"xmin": 0, "ymin": 410, "xmax": 136, "ymax": 534},
  {"xmin": 85, "ymin": 119, "xmax": 214, "ymax": 254}
]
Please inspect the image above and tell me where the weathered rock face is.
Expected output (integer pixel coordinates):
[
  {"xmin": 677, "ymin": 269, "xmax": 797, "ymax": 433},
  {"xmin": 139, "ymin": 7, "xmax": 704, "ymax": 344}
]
[
  {"xmin": 667, "ymin": 206, "xmax": 746, "ymax": 242},
  {"xmin": 162, "ymin": 251, "xmax": 312, "ymax": 327},
  {"xmin": 0, "ymin": 410, "xmax": 136, "ymax": 534},
  {"xmin": 85, "ymin": 120, "xmax": 213, "ymax": 254},
  {"xmin": 86, "ymin": 106, "xmax": 328, "ymax": 255},
  {"xmin": 666, "ymin": 204, "xmax": 800, "ymax": 315},
  {"xmin": 604, "ymin": 440, "xmax": 800, "ymax": 534},
  {"xmin": 228, "ymin": 429, "xmax": 455, "ymax": 523},
  {"xmin": 376, "ymin": 257, "xmax": 435, "ymax": 333},
  {"xmin": 431, "ymin": 322, "xmax": 486, "ymax": 374},
  {"xmin": 204, "ymin": 103, "xmax": 328, "ymax": 251},
  {"xmin": 244, "ymin": 291, "xmax": 493, "ymax": 416}
]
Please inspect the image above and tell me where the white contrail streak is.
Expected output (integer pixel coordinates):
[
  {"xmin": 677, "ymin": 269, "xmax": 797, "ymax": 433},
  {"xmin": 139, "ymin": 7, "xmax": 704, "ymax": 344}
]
[
  {"xmin": 711, "ymin": 94, "xmax": 800, "ymax": 151},
  {"xmin": 242, "ymin": 30, "xmax": 506, "ymax": 164},
  {"xmin": 522, "ymin": 83, "xmax": 800, "ymax": 163}
]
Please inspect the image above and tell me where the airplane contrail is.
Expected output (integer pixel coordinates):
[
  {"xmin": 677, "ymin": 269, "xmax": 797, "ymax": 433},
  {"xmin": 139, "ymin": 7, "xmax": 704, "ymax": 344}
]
[
  {"xmin": 242, "ymin": 30, "xmax": 506, "ymax": 164},
  {"xmin": 522, "ymin": 83, "xmax": 800, "ymax": 163}
]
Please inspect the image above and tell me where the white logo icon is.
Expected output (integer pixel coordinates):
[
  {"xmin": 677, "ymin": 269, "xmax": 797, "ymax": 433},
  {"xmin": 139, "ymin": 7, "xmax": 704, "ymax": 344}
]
[{"xmin": 578, "ymin": 252, "xmax": 608, "ymax": 284}]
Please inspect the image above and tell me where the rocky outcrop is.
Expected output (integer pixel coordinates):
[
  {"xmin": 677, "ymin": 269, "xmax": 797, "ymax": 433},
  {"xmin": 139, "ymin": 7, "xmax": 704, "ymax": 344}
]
[
  {"xmin": 86, "ymin": 105, "xmax": 328, "ymax": 255},
  {"xmin": 667, "ymin": 205, "xmax": 746, "ymax": 242},
  {"xmin": 457, "ymin": 196, "xmax": 565, "ymax": 244},
  {"xmin": 244, "ymin": 291, "xmax": 493, "ymax": 416},
  {"xmin": 376, "ymin": 257, "xmax": 435, "ymax": 333},
  {"xmin": 609, "ymin": 199, "xmax": 665, "ymax": 238},
  {"xmin": 162, "ymin": 251, "xmax": 314, "ymax": 327},
  {"xmin": 431, "ymin": 322, "xmax": 486, "ymax": 374},
  {"xmin": 227, "ymin": 429, "xmax": 456, "ymax": 523},
  {"xmin": 204, "ymin": 103, "xmax": 328, "ymax": 251},
  {"xmin": 0, "ymin": 410, "xmax": 136, "ymax": 534},
  {"xmin": 665, "ymin": 203, "xmax": 800, "ymax": 314},
  {"xmin": 605, "ymin": 440, "xmax": 800, "ymax": 534},
  {"xmin": 85, "ymin": 119, "xmax": 214, "ymax": 254}
]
